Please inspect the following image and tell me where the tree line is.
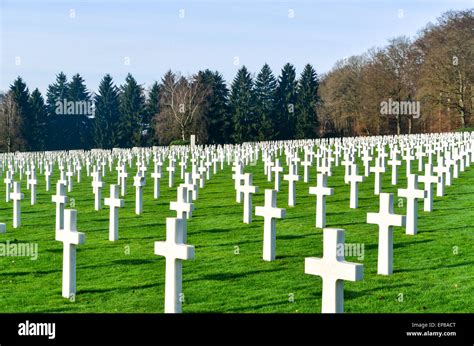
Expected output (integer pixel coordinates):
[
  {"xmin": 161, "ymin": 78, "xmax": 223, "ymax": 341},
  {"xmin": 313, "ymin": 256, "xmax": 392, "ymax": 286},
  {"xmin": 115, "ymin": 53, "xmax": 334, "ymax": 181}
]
[
  {"xmin": 0, "ymin": 9, "xmax": 472, "ymax": 152},
  {"xmin": 0, "ymin": 62, "xmax": 319, "ymax": 152},
  {"xmin": 319, "ymin": 10, "xmax": 473, "ymax": 136}
]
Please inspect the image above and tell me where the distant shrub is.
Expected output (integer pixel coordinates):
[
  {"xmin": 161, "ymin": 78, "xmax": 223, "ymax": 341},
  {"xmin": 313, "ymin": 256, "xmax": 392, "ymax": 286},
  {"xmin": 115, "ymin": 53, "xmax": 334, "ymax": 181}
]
[
  {"xmin": 169, "ymin": 139, "xmax": 190, "ymax": 146},
  {"xmin": 456, "ymin": 127, "xmax": 474, "ymax": 132}
]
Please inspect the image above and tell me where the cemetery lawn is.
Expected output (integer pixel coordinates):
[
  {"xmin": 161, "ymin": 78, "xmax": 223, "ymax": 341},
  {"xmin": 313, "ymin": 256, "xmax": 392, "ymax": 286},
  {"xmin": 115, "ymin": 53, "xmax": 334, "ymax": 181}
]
[{"xmin": 0, "ymin": 157, "xmax": 473, "ymax": 313}]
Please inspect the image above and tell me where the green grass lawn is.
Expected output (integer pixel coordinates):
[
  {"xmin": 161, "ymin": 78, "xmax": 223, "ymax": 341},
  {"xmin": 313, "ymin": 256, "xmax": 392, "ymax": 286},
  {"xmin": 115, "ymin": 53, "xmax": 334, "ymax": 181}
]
[{"xmin": 0, "ymin": 154, "xmax": 473, "ymax": 313}]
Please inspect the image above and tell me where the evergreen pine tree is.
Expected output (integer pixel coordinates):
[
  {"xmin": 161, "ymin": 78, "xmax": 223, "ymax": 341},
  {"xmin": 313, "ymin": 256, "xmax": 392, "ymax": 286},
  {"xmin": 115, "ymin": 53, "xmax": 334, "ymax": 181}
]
[
  {"xmin": 94, "ymin": 74, "xmax": 121, "ymax": 148},
  {"xmin": 230, "ymin": 66, "xmax": 256, "ymax": 143},
  {"xmin": 9, "ymin": 77, "xmax": 31, "ymax": 150},
  {"xmin": 46, "ymin": 72, "xmax": 69, "ymax": 150},
  {"xmin": 254, "ymin": 64, "xmax": 277, "ymax": 141},
  {"xmin": 68, "ymin": 73, "xmax": 92, "ymax": 149},
  {"xmin": 118, "ymin": 73, "xmax": 145, "ymax": 148},
  {"xmin": 275, "ymin": 63, "xmax": 298, "ymax": 139},
  {"xmin": 144, "ymin": 82, "xmax": 161, "ymax": 146},
  {"xmin": 28, "ymin": 89, "xmax": 48, "ymax": 150},
  {"xmin": 198, "ymin": 69, "xmax": 231, "ymax": 144},
  {"xmin": 295, "ymin": 64, "xmax": 320, "ymax": 139}
]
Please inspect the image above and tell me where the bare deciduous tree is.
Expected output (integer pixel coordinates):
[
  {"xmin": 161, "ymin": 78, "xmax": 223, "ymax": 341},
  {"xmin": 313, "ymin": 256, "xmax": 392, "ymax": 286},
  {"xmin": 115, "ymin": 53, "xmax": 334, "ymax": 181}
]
[
  {"xmin": 416, "ymin": 10, "xmax": 473, "ymax": 129},
  {"xmin": 0, "ymin": 91, "xmax": 25, "ymax": 152},
  {"xmin": 157, "ymin": 70, "xmax": 209, "ymax": 142}
]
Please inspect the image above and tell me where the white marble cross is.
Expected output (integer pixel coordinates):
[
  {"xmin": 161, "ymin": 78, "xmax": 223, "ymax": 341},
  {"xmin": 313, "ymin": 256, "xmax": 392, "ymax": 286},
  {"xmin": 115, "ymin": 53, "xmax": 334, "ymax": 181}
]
[
  {"xmin": 85, "ymin": 159, "xmax": 91, "ymax": 177},
  {"xmin": 370, "ymin": 156, "xmax": 385, "ymax": 195},
  {"xmin": 301, "ymin": 155, "xmax": 312, "ymax": 183},
  {"xmin": 4, "ymin": 170, "xmax": 12, "ymax": 202},
  {"xmin": 415, "ymin": 147, "xmax": 425, "ymax": 172},
  {"xmin": 170, "ymin": 186, "xmax": 194, "ymax": 242},
  {"xmin": 238, "ymin": 173, "xmax": 258, "ymax": 224},
  {"xmin": 442, "ymin": 156, "xmax": 453, "ymax": 186},
  {"xmin": 283, "ymin": 163, "xmax": 301, "ymax": 207},
  {"xmin": 309, "ymin": 174, "xmax": 334, "ymax": 228},
  {"xmin": 317, "ymin": 157, "xmax": 332, "ymax": 177},
  {"xmin": 179, "ymin": 159, "xmax": 187, "ymax": 180},
  {"xmin": 56, "ymin": 209, "xmax": 85, "ymax": 299},
  {"xmin": 151, "ymin": 163, "xmax": 162, "ymax": 199},
  {"xmin": 75, "ymin": 162, "xmax": 82, "ymax": 183},
  {"xmin": 171, "ymin": 186, "xmax": 193, "ymax": 220},
  {"xmin": 402, "ymin": 149, "xmax": 414, "ymax": 177},
  {"xmin": 191, "ymin": 164, "xmax": 201, "ymax": 194},
  {"xmin": 66, "ymin": 167, "xmax": 74, "ymax": 192},
  {"xmin": 198, "ymin": 163, "xmax": 207, "ymax": 188},
  {"xmin": 91, "ymin": 170, "xmax": 104, "ymax": 211},
  {"xmin": 362, "ymin": 150, "xmax": 372, "ymax": 177},
  {"xmin": 232, "ymin": 163, "xmax": 244, "ymax": 203},
  {"xmin": 271, "ymin": 159, "xmax": 284, "ymax": 191},
  {"xmin": 387, "ymin": 154, "xmax": 401, "ymax": 185},
  {"xmin": 367, "ymin": 193, "xmax": 406, "ymax": 275},
  {"xmin": 182, "ymin": 172, "xmax": 198, "ymax": 202},
  {"xmin": 44, "ymin": 164, "xmax": 52, "ymax": 191},
  {"xmin": 451, "ymin": 150, "xmax": 460, "ymax": 178},
  {"xmin": 52, "ymin": 182, "xmax": 68, "ymax": 231},
  {"xmin": 444, "ymin": 151, "xmax": 458, "ymax": 181},
  {"xmin": 204, "ymin": 159, "xmax": 212, "ymax": 180},
  {"xmin": 255, "ymin": 189, "xmax": 286, "ymax": 261},
  {"xmin": 154, "ymin": 217, "xmax": 195, "ymax": 313},
  {"xmin": 25, "ymin": 168, "xmax": 31, "ymax": 190},
  {"xmin": 27, "ymin": 169, "xmax": 38, "ymax": 205},
  {"xmin": 167, "ymin": 163, "xmax": 176, "ymax": 188},
  {"xmin": 10, "ymin": 182, "xmax": 24, "ymax": 228},
  {"xmin": 305, "ymin": 228, "xmax": 363, "ymax": 313},
  {"xmin": 18, "ymin": 162, "xmax": 24, "ymax": 180},
  {"xmin": 58, "ymin": 169, "xmax": 67, "ymax": 187},
  {"xmin": 104, "ymin": 184, "xmax": 124, "ymax": 241},
  {"xmin": 138, "ymin": 160, "xmax": 148, "ymax": 177},
  {"xmin": 118, "ymin": 165, "xmax": 128, "ymax": 197},
  {"xmin": 341, "ymin": 156, "xmax": 353, "ymax": 184},
  {"xmin": 398, "ymin": 174, "xmax": 426, "ymax": 235},
  {"xmin": 418, "ymin": 163, "xmax": 440, "ymax": 212},
  {"xmin": 346, "ymin": 164, "xmax": 364, "ymax": 209},
  {"xmin": 433, "ymin": 160, "xmax": 446, "ymax": 197},
  {"xmin": 133, "ymin": 173, "xmax": 146, "ymax": 215},
  {"xmin": 265, "ymin": 156, "xmax": 274, "ymax": 182}
]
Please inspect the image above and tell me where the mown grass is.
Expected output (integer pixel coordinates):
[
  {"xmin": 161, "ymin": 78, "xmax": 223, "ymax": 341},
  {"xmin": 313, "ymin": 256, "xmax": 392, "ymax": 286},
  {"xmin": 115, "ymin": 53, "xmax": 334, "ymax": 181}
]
[{"xmin": 0, "ymin": 153, "xmax": 472, "ymax": 313}]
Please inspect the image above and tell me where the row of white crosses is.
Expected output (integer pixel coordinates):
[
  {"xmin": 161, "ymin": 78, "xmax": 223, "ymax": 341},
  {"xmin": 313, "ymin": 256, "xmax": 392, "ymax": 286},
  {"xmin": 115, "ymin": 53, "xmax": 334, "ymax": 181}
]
[
  {"xmin": 1, "ymin": 132, "xmax": 473, "ymax": 313},
  {"xmin": 1, "ymin": 137, "xmax": 471, "ymax": 235},
  {"xmin": 304, "ymin": 136, "xmax": 472, "ymax": 312},
  {"xmin": 232, "ymin": 133, "xmax": 473, "ymax": 313},
  {"xmin": 0, "ymin": 147, "xmax": 208, "ymax": 309}
]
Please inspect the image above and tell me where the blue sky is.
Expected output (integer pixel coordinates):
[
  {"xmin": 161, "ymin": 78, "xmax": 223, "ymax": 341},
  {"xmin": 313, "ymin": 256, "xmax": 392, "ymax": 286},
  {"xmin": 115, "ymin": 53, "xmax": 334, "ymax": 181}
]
[{"xmin": 1, "ymin": 0, "xmax": 472, "ymax": 94}]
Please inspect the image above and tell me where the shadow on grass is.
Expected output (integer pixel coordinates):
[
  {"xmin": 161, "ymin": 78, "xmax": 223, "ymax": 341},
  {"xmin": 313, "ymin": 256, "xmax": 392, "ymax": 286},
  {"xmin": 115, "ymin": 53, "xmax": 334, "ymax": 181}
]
[
  {"xmin": 193, "ymin": 268, "xmax": 281, "ymax": 282},
  {"xmin": 199, "ymin": 238, "xmax": 262, "ymax": 248},
  {"xmin": 112, "ymin": 259, "xmax": 155, "ymax": 265},
  {"xmin": 197, "ymin": 228, "xmax": 231, "ymax": 234},
  {"xmin": 347, "ymin": 283, "xmax": 415, "ymax": 296},
  {"xmin": 279, "ymin": 234, "xmax": 309, "ymax": 240},
  {"xmin": 396, "ymin": 260, "xmax": 474, "ymax": 273},
  {"xmin": 277, "ymin": 254, "xmax": 302, "ymax": 259},
  {"xmin": 327, "ymin": 221, "xmax": 367, "ymax": 227},
  {"xmin": 79, "ymin": 282, "xmax": 160, "ymax": 294},
  {"xmin": 3, "ymin": 268, "xmax": 61, "ymax": 276},
  {"xmin": 43, "ymin": 248, "xmax": 63, "ymax": 254},
  {"xmin": 223, "ymin": 300, "xmax": 296, "ymax": 312},
  {"xmin": 193, "ymin": 212, "xmax": 240, "ymax": 219},
  {"xmin": 363, "ymin": 239, "xmax": 433, "ymax": 251}
]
